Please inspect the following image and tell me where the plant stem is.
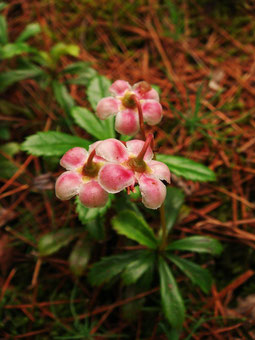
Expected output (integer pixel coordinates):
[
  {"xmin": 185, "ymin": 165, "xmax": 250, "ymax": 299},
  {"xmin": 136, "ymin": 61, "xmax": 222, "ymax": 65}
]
[
  {"xmin": 132, "ymin": 95, "xmax": 146, "ymax": 140},
  {"xmin": 159, "ymin": 203, "xmax": 167, "ymax": 251},
  {"xmin": 85, "ymin": 149, "xmax": 96, "ymax": 168},
  {"xmin": 136, "ymin": 133, "xmax": 153, "ymax": 161}
]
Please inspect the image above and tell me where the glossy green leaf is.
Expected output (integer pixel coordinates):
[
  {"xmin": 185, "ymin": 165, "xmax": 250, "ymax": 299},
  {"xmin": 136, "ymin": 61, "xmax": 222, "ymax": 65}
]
[
  {"xmin": 16, "ymin": 23, "xmax": 41, "ymax": 42},
  {"xmin": 50, "ymin": 43, "xmax": 79, "ymax": 62},
  {"xmin": 0, "ymin": 66, "xmax": 44, "ymax": 93},
  {"xmin": 112, "ymin": 210, "xmax": 158, "ymax": 249},
  {"xmin": 0, "ymin": 15, "xmax": 7, "ymax": 44},
  {"xmin": 38, "ymin": 229, "xmax": 76, "ymax": 256},
  {"xmin": 69, "ymin": 238, "xmax": 92, "ymax": 276},
  {"xmin": 167, "ymin": 236, "xmax": 223, "ymax": 255},
  {"xmin": 159, "ymin": 257, "xmax": 185, "ymax": 328},
  {"xmin": 62, "ymin": 61, "xmax": 91, "ymax": 74},
  {"xmin": 167, "ymin": 254, "xmax": 212, "ymax": 293},
  {"xmin": 21, "ymin": 131, "xmax": 90, "ymax": 156},
  {"xmin": 68, "ymin": 69, "xmax": 98, "ymax": 85},
  {"xmin": 52, "ymin": 81, "xmax": 75, "ymax": 115},
  {"xmin": 88, "ymin": 251, "xmax": 142, "ymax": 286},
  {"xmin": 87, "ymin": 75, "xmax": 115, "ymax": 138},
  {"xmin": 71, "ymin": 106, "xmax": 110, "ymax": 139},
  {"xmin": 157, "ymin": 154, "xmax": 216, "ymax": 182},
  {"xmin": 164, "ymin": 187, "xmax": 185, "ymax": 233},
  {"xmin": 0, "ymin": 42, "xmax": 35, "ymax": 59},
  {"xmin": 121, "ymin": 250, "xmax": 155, "ymax": 285}
]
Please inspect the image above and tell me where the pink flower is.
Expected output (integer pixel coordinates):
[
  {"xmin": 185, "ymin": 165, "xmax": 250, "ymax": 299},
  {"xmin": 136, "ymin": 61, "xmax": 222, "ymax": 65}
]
[
  {"xmin": 95, "ymin": 137, "xmax": 170, "ymax": 209},
  {"xmin": 96, "ymin": 80, "xmax": 163, "ymax": 136},
  {"xmin": 55, "ymin": 146, "xmax": 108, "ymax": 208}
]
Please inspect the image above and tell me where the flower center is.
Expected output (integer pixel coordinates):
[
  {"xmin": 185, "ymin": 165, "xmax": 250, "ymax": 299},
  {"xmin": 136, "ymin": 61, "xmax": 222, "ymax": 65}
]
[
  {"xmin": 127, "ymin": 157, "xmax": 147, "ymax": 173},
  {"xmin": 82, "ymin": 162, "xmax": 100, "ymax": 178},
  {"xmin": 121, "ymin": 92, "xmax": 137, "ymax": 109}
]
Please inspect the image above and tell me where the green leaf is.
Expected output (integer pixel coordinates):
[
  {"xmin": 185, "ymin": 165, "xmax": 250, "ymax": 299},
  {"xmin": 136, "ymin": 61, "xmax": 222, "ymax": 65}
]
[
  {"xmin": 62, "ymin": 61, "xmax": 91, "ymax": 74},
  {"xmin": 16, "ymin": 23, "xmax": 41, "ymax": 42},
  {"xmin": 38, "ymin": 229, "xmax": 76, "ymax": 256},
  {"xmin": 159, "ymin": 257, "xmax": 185, "ymax": 328},
  {"xmin": 164, "ymin": 187, "xmax": 185, "ymax": 233},
  {"xmin": 75, "ymin": 195, "xmax": 112, "ymax": 224},
  {"xmin": 0, "ymin": 42, "xmax": 35, "ymax": 59},
  {"xmin": 157, "ymin": 154, "xmax": 216, "ymax": 182},
  {"xmin": 0, "ymin": 142, "xmax": 20, "ymax": 156},
  {"xmin": 167, "ymin": 236, "xmax": 223, "ymax": 255},
  {"xmin": 88, "ymin": 251, "xmax": 141, "ymax": 286},
  {"xmin": 0, "ymin": 158, "xmax": 18, "ymax": 179},
  {"xmin": 0, "ymin": 3, "xmax": 7, "ymax": 11},
  {"xmin": 167, "ymin": 254, "xmax": 213, "ymax": 294},
  {"xmin": 0, "ymin": 15, "xmax": 7, "ymax": 44},
  {"xmin": 121, "ymin": 250, "xmax": 155, "ymax": 285},
  {"xmin": 87, "ymin": 75, "xmax": 115, "ymax": 138},
  {"xmin": 69, "ymin": 238, "xmax": 92, "ymax": 276},
  {"xmin": 85, "ymin": 217, "xmax": 105, "ymax": 241},
  {"xmin": 52, "ymin": 81, "xmax": 75, "ymax": 115},
  {"xmin": 0, "ymin": 66, "xmax": 44, "ymax": 93},
  {"xmin": 112, "ymin": 210, "xmax": 158, "ymax": 249},
  {"xmin": 21, "ymin": 131, "xmax": 90, "ymax": 156},
  {"xmin": 50, "ymin": 43, "xmax": 79, "ymax": 63},
  {"xmin": 68, "ymin": 68, "xmax": 98, "ymax": 86},
  {"xmin": 71, "ymin": 106, "xmax": 110, "ymax": 139}
]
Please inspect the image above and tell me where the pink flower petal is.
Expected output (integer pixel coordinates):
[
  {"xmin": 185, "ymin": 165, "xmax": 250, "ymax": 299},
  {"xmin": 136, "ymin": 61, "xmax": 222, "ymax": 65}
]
[
  {"xmin": 126, "ymin": 140, "xmax": 153, "ymax": 161},
  {"xmin": 55, "ymin": 171, "xmax": 82, "ymax": 200},
  {"xmin": 96, "ymin": 97, "xmax": 120, "ymax": 120},
  {"xmin": 115, "ymin": 109, "xmax": 139, "ymax": 136},
  {"xmin": 79, "ymin": 180, "xmax": 108, "ymax": 208},
  {"xmin": 147, "ymin": 160, "xmax": 170, "ymax": 183},
  {"xmin": 60, "ymin": 147, "xmax": 88, "ymax": 170},
  {"xmin": 133, "ymin": 82, "xmax": 159, "ymax": 101},
  {"xmin": 141, "ymin": 100, "xmax": 162, "ymax": 125},
  {"xmin": 99, "ymin": 164, "xmax": 134, "ymax": 193},
  {"xmin": 95, "ymin": 138, "xmax": 129, "ymax": 163},
  {"xmin": 109, "ymin": 80, "xmax": 131, "ymax": 96},
  {"xmin": 138, "ymin": 174, "xmax": 166, "ymax": 209}
]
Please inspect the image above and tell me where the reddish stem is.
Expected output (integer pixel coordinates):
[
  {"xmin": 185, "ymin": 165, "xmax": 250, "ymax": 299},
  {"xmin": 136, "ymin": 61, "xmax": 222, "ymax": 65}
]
[
  {"xmin": 136, "ymin": 133, "xmax": 154, "ymax": 161},
  {"xmin": 85, "ymin": 149, "xmax": 96, "ymax": 168},
  {"xmin": 131, "ymin": 95, "xmax": 146, "ymax": 140}
]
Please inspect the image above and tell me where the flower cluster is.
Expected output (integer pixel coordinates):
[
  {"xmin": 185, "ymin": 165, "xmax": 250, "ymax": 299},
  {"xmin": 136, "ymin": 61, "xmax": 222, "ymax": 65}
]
[
  {"xmin": 96, "ymin": 80, "xmax": 163, "ymax": 136},
  {"xmin": 56, "ymin": 136, "xmax": 170, "ymax": 209},
  {"xmin": 56, "ymin": 79, "xmax": 170, "ymax": 210}
]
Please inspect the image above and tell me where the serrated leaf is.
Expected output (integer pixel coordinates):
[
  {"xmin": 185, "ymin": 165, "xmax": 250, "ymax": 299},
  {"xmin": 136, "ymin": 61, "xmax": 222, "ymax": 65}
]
[
  {"xmin": 38, "ymin": 229, "xmax": 76, "ymax": 256},
  {"xmin": 0, "ymin": 66, "xmax": 44, "ymax": 93},
  {"xmin": 121, "ymin": 250, "xmax": 155, "ymax": 285},
  {"xmin": 21, "ymin": 131, "xmax": 90, "ymax": 156},
  {"xmin": 52, "ymin": 81, "xmax": 75, "ymax": 115},
  {"xmin": 75, "ymin": 195, "xmax": 112, "ymax": 224},
  {"xmin": 167, "ymin": 254, "xmax": 212, "ymax": 293},
  {"xmin": 88, "ymin": 251, "xmax": 142, "ymax": 286},
  {"xmin": 87, "ymin": 75, "xmax": 115, "ymax": 138},
  {"xmin": 157, "ymin": 154, "xmax": 216, "ymax": 182},
  {"xmin": 0, "ymin": 42, "xmax": 35, "ymax": 59},
  {"xmin": 164, "ymin": 187, "xmax": 185, "ymax": 234},
  {"xmin": 71, "ymin": 106, "xmax": 109, "ymax": 139},
  {"xmin": 112, "ymin": 210, "xmax": 158, "ymax": 249},
  {"xmin": 69, "ymin": 238, "xmax": 91, "ymax": 276},
  {"xmin": 16, "ymin": 23, "xmax": 41, "ymax": 42},
  {"xmin": 159, "ymin": 257, "xmax": 185, "ymax": 328},
  {"xmin": 0, "ymin": 14, "xmax": 7, "ymax": 44},
  {"xmin": 167, "ymin": 236, "xmax": 223, "ymax": 255}
]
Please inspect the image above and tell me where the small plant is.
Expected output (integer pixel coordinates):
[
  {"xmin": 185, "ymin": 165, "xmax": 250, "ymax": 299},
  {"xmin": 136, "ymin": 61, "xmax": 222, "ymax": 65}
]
[{"xmin": 22, "ymin": 74, "xmax": 222, "ymax": 334}]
